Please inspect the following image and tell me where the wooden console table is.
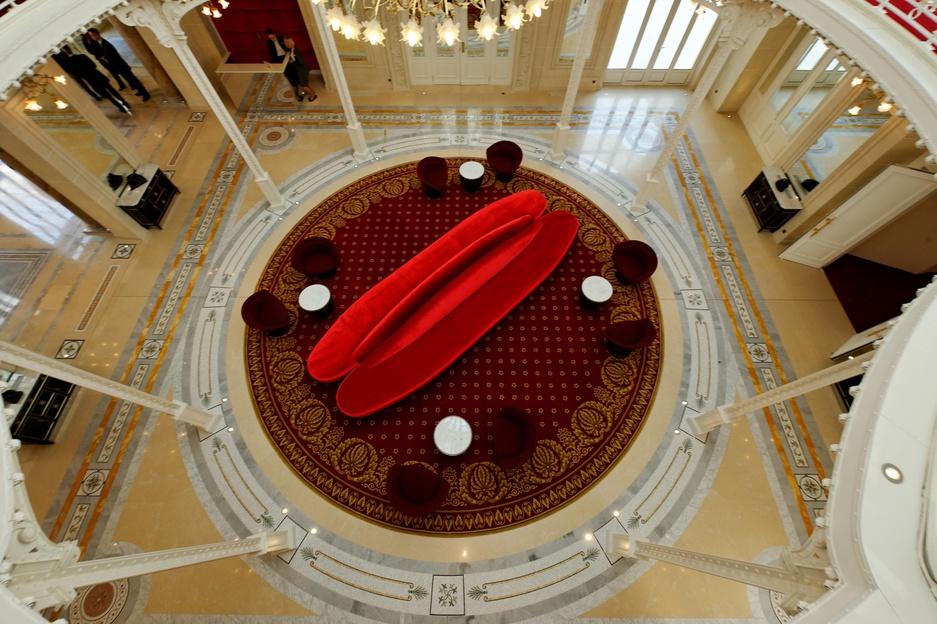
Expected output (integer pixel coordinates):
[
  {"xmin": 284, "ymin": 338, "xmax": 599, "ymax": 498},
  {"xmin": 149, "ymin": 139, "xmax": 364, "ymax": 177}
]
[
  {"xmin": 742, "ymin": 166, "xmax": 803, "ymax": 233},
  {"xmin": 117, "ymin": 164, "xmax": 179, "ymax": 229}
]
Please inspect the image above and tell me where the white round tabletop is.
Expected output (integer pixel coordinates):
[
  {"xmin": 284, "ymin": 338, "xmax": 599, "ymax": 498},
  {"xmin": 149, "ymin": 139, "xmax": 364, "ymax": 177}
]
[
  {"xmin": 298, "ymin": 284, "xmax": 331, "ymax": 312},
  {"xmin": 433, "ymin": 415, "xmax": 473, "ymax": 456},
  {"xmin": 459, "ymin": 160, "xmax": 485, "ymax": 180},
  {"xmin": 582, "ymin": 275, "xmax": 613, "ymax": 303}
]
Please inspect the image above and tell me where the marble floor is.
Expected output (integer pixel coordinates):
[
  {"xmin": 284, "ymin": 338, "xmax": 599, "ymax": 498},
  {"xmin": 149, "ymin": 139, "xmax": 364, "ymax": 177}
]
[{"xmin": 1, "ymin": 76, "xmax": 854, "ymax": 623}]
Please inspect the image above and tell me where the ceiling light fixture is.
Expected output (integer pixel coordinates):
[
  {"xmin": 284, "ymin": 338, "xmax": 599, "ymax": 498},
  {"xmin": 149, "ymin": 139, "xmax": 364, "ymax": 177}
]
[
  {"xmin": 200, "ymin": 0, "xmax": 230, "ymax": 19},
  {"xmin": 20, "ymin": 74, "xmax": 69, "ymax": 112},
  {"xmin": 882, "ymin": 463, "xmax": 903, "ymax": 483},
  {"xmin": 309, "ymin": 0, "xmax": 551, "ymax": 48}
]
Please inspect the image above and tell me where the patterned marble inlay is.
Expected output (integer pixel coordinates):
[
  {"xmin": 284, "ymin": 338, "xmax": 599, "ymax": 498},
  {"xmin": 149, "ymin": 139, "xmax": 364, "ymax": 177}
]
[
  {"xmin": 76, "ymin": 265, "xmax": 119, "ymax": 331},
  {"xmin": 56, "ymin": 339, "xmax": 83, "ymax": 359},
  {"xmin": 431, "ymin": 575, "xmax": 464, "ymax": 615}
]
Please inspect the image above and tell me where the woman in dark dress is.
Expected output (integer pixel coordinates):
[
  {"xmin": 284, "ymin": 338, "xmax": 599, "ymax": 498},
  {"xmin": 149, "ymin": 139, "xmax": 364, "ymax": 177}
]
[{"xmin": 283, "ymin": 37, "xmax": 316, "ymax": 103}]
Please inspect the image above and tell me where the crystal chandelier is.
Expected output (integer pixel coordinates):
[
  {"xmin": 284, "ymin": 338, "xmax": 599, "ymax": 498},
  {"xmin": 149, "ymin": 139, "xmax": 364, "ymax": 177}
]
[
  {"xmin": 200, "ymin": 0, "xmax": 231, "ymax": 19},
  {"xmin": 309, "ymin": 0, "xmax": 551, "ymax": 47}
]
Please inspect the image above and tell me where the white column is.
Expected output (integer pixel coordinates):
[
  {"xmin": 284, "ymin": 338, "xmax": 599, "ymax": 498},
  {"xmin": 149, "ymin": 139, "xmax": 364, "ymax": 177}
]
[
  {"xmin": 0, "ymin": 340, "xmax": 222, "ymax": 432},
  {"xmin": 607, "ymin": 533, "xmax": 832, "ymax": 614},
  {"xmin": 687, "ymin": 350, "xmax": 873, "ymax": 436},
  {"xmin": 631, "ymin": 1, "xmax": 784, "ymax": 212},
  {"xmin": 6, "ymin": 530, "xmax": 295, "ymax": 611},
  {"xmin": 546, "ymin": 0, "xmax": 604, "ymax": 163},
  {"xmin": 118, "ymin": 0, "xmax": 285, "ymax": 211},
  {"xmin": 310, "ymin": 2, "xmax": 373, "ymax": 161}
]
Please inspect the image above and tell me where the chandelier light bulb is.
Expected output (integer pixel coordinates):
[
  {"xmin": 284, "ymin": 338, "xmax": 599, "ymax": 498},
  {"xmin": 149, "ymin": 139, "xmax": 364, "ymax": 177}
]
[
  {"xmin": 212, "ymin": 8, "xmax": 221, "ymax": 18},
  {"xmin": 53, "ymin": 75, "xmax": 67, "ymax": 84},
  {"xmin": 326, "ymin": 6, "xmax": 345, "ymax": 31},
  {"xmin": 848, "ymin": 104, "xmax": 862, "ymax": 115},
  {"xmin": 437, "ymin": 17, "xmax": 460, "ymax": 47},
  {"xmin": 54, "ymin": 99, "xmax": 68, "ymax": 109},
  {"xmin": 504, "ymin": 3, "xmax": 525, "ymax": 30},
  {"xmin": 340, "ymin": 14, "xmax": 362, "ymax": 40},
  {"xmin": 202, "ymin": 5, "xmax": 211, "ymax": 16},
  {"xmin": 363, "ymin": 19, "xmax": 387, "ymax": 45},
  {"xmin": 475, "ymin": 13, "xmax": 499, "ymax": 40},
  {"xmin": 851, "ymin": 76, "xmax": 863, "ymax": 87},
  {"xmin": 219, "ymin": 0, "xmax": 229, "ymax": 8},
  {"xmin": 877, "ymin": 100, "xmax": 893, "ymax": 113},
  {"xmin": 24, "ymin": 99, "xmax": 42, "ymax": 111},
  {"xmin": 400, "ymin": 18, "xmax": 423, "ymax": 47},
  {"xmin": 525, "ymin": 0, "xmax": 548, "ymax": 18}
]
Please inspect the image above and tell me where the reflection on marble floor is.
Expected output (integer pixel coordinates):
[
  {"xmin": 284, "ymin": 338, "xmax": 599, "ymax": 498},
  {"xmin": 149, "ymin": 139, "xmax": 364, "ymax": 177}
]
[{"xmin": 1, "ymin": 80, "xmax": 852, "ymax": 623}]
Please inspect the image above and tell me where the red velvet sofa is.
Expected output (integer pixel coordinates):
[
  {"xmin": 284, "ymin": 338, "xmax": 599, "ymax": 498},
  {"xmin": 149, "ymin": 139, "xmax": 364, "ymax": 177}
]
[{"xmin": 307, "ymin": 190, "xmax": 579, "ymax": 417}]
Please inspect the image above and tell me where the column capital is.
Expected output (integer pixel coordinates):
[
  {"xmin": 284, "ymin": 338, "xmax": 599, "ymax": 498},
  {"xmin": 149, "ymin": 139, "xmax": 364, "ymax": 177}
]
[{"xmin": 117, "ymin": 0, "xmax": 187, "ymax": 48}]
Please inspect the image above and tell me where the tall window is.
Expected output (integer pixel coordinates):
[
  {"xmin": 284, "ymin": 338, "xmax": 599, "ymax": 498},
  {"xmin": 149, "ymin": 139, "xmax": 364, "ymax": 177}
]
[{"xmin": 606, "ymin": 0, "xmax": 718, "ymax": 84}]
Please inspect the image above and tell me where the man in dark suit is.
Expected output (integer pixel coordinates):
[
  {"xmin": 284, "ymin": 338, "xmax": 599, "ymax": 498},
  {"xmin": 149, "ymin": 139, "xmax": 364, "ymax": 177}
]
[
  {"xmin": 62, "ymin": 45, "xmax": 130, "ymax": 113},
  {"xmin": 52, "ymin": 51, "xmax": 103, "ymax": 101},
  {"xmin": 85, "ymin": 28, "xmax": 150, "ymax": 101}
]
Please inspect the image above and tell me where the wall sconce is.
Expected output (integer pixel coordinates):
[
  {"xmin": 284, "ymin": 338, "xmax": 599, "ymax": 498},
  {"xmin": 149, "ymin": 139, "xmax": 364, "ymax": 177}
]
[
  {"xmin": 201, "ymin": 0, "xmax": 229, "ymax": 18},
  {"xmin": 20, "ymin": 74, "xmax": 69, "ymax": 112},
  {"xmin": 847, "ymin": 86, "xmax": 896, "ymax": 117}
]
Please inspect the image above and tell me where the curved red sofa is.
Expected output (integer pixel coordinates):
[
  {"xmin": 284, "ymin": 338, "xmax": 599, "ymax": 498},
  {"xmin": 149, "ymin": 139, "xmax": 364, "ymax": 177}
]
[{"xmin": 307, "ymin": 189, "xmax": 579, "ymax": 417}]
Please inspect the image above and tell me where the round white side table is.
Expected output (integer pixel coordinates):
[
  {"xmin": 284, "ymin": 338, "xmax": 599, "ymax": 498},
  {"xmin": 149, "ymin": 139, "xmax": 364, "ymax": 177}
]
[
  {"xmin": 581, "ymin": 275, "xmax": 613, "ymax": 304},
  {"xmin": 459, "ymin": 161, "xmax": 485, "ymax": 193},
  {"xmin": 433, "ymin": 415, "xmax": 473, "ymax": 456},
  {"xmin": 298, "ymin": 284, "xmax": 331, "ymax": 313}
]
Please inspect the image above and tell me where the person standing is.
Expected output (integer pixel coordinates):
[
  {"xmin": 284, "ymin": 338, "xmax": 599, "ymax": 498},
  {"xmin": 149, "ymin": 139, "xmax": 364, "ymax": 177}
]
[
  {"xmin": 85, "ymin": 28, "xmax": 151, "ymax": 102},
  {"xmin": 266, "ymin": 28, "xmax": 287, "ymax": 63},
  {"xmin": 52, "ymin": 50, "xmax": 103, "ymax": 101},
  {"xmin": 283, "ymin": 37, "xmax": 316, "ymax": 103},
  {"xmin": 62, "ymin": 45, "xmax": 130, "ymax": 114}
]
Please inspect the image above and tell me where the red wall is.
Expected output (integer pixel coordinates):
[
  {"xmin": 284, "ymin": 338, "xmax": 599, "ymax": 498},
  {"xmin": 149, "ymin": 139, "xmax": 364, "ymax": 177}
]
[{"xmin": 211, "ymin": 0, "xmax": 318, "ymax": 67}]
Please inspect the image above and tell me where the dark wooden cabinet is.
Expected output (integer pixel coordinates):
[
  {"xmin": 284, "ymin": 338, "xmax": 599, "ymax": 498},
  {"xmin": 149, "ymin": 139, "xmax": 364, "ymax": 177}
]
[
  {"xmin": 9, "ymin": 375, "xmax": 75, "ymax": 443},
  {"xmin": 742, "ymin": 167, "xmax": 803, "ymax": 233},
  {"xmin": 117, "ymin": 164, "xmax": 179, "ymax": 229}
]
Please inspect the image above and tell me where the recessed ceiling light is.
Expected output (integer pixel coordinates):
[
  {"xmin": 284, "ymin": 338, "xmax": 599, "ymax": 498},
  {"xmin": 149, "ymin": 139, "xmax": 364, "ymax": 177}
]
[{"xmin": 882, "ymin": 463, "xmax": 903, "ymax": 483}]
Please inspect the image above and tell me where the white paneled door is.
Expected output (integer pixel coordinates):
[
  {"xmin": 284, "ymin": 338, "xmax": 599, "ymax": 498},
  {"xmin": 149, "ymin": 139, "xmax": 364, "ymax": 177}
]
[{"xmin": 405, "ymin": 4, "xmax": 514, "ymax": 86}]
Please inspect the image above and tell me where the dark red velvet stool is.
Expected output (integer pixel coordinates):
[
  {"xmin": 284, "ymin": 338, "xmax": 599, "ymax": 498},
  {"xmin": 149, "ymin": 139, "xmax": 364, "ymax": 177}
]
[
  {"xmin": 492, "ymin": 406, "xmax": 537, "ymax": 469},
  {"xmin": 386, "ymin": 463, "xmax": 450, "ymax": 517},
  {"xmin": 486, "ymin": 140, "xmax": 523, "ymax": 182},
  {"xmin": 604, "ymin": 319, "xmax": 656, "ymax": 358},
  {"xmin": 241, "ymin": 289, "xmax": 291, "ymax": 334},
  {"xmin": 291, "ymin": 237, "xmax": 339, "ymax": 278},
  {"xmin": 612, "ymin": 240, "xmax": 658, "ymax": 285},
  {"xmin": 417, "ymin": 156, "xmax": 448, "ymax": 199}
]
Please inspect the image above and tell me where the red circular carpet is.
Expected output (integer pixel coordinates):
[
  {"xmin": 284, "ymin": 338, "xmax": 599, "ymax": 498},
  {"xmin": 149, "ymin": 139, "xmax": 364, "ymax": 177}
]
[{"xmin": 246, "ymin": 159, "xmax": 662, "ymax": 534}]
